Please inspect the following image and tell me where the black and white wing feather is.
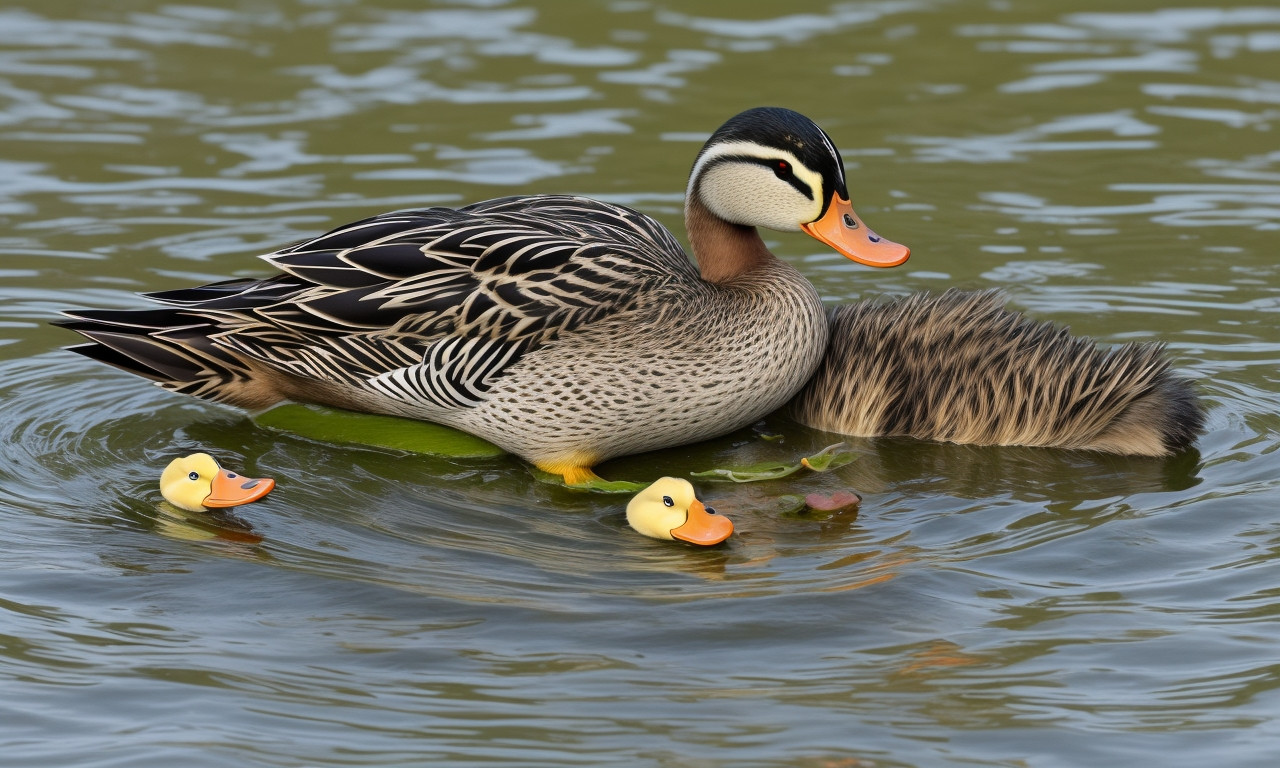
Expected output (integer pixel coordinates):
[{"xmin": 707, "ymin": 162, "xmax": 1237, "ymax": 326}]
[{"xmin": 143, "ymin": 195, "xmax": 699, "ymax": 410}]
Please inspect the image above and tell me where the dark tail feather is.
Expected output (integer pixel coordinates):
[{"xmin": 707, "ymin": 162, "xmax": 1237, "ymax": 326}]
[
  {"xmin": 56, "ymin": 317, "xmax": 208, "ymax": 383},
  {"xmin": 62, "ymin": 340, "xmax": 172, "ymax": 382},
  {"xmin": 790, "ymin": 289, "xmax": 1205, "ymax": 457},
  {"xmin": 53, "ymin": 309, "xmax": 279, "ymax": 408},
  {"xmin": 143, "ymin": 275, "xmax": 306, "ymax": 309}
]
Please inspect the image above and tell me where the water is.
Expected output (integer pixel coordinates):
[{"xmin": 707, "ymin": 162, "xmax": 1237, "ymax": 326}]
[{"xmin": 2, "ymin": 1, "xmax": 1278, "ymax": 766}]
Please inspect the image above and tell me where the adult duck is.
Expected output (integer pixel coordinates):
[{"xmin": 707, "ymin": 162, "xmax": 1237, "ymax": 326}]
[
  {"xmin": 58, "ymin": 107, "xmax": 909, "ymax": 484},
  {"xmin": 789, "ymin": 289, "xmax": 1204, "ymax": 456}
]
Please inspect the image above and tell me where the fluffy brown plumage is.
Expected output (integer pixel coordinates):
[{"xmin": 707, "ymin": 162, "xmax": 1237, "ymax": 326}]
[{"xmin": 789, "ymin": 289, "xmax": 1204, "ymax": 456}]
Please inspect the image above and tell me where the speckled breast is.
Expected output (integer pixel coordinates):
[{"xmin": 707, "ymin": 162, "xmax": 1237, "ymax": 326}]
[{"xmin": 457, "ymin": 261, "xmax": 828, "ymax": 466}]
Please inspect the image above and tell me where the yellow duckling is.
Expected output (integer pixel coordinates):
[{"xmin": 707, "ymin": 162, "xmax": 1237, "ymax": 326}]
[
  {"xmin": 160, "ymin": 453, "xmax": 275, "ymax": 513},
  {"xmin": 626, "ymin": 477, "xmax": 733, "ymax": 545}
]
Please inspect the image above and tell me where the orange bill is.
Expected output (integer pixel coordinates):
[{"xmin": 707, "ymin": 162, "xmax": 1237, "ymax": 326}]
[
  {"xmin": 801, "ymin": 193, "xmax": 910, "ymax": 267},
  {"xmin": 670, "ymin": 499, "xmax": 734, "ymax": 545},
  {"xmin": 204, "ymin": 468, "xmax": 275, "ymax": 508}
]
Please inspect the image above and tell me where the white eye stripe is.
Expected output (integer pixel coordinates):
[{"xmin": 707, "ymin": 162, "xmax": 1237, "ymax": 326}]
[{"xmin": 688, "ymin": 141, "xmax": 825, "ymax": 201}]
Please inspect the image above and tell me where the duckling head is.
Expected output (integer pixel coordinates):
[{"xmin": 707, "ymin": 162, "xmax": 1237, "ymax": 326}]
[
  {"xmin": 160, "ymin": 453, "xmax": 275, "ymax": 513},
  {"xmin": 688, "ymin": 106, "xmax": 909, "ymax": 268},
  {"xmin": 626, "ymin": 477, "xmax": 733, "ymax": 545}
]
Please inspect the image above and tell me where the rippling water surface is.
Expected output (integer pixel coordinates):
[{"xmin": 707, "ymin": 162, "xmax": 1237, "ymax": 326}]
[{"xmin": 2, "ymin": 2, "xmax": 1279, "ymax": 766}]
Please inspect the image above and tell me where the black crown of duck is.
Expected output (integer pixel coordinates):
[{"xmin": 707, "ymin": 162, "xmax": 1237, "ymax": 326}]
[{"xmin": 59, "ymin": 107, "xmax": 910, "ymax": 485}]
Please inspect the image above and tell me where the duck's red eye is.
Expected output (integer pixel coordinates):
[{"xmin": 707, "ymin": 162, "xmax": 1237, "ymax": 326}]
[{"xmin": 775, "ymin": 161, "xmax": 791, "ymax": 178}]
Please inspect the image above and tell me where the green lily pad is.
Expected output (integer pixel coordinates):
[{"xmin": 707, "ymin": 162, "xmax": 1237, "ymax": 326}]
[
  {"xmin": 255, "ymin": 404, "xmax": 505, "ymax": 458},
  {"xmin": 690, "ymin": 443, "xmax": 855, "ymax": 483},
  {"xmin": 528, "ymin": 467, "xmax": 648, "ymax": 494}
]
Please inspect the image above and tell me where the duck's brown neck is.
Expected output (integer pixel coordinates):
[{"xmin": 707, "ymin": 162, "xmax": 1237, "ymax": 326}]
[{"xmin": 685, "ymin": 193, "xmax": 774, "ymax": 283}]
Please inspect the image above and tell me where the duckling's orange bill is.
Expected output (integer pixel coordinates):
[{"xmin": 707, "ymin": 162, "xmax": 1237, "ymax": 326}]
[
  {"xmin": 801, "ymin": 193, "xmax": 909, "ymax": 267},
  {"xmin": 670, "ymin": 499, "xmax": 734, "ymax": 545},
  {"xmin": 203, "ymin": 469, "xmax": 275, "ymax": 508}
]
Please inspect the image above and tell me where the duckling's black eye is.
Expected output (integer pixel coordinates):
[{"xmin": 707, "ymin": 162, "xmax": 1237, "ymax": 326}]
[
  {"xmin": 188, "ymin": 471, "xmax": 199, "ymax": 481},
  {"xmin": 774, "ymin": 160, "xmax": 792, "ymax": 179},
  {"xmin": 662, "ymin": 496, "xmax": 674, "ymax": 507}
]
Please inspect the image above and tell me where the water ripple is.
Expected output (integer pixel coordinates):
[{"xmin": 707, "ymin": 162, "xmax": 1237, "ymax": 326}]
[
  {"xmin": 975, "ymin": 183, "xmax": 1280, "ymax": 228},
  {"xmin": 907, "ymin": 111, "xmax": 1161, "ymax": 164}
]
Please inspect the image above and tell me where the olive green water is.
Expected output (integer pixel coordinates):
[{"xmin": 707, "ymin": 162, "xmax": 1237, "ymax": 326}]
[{"xmin": 2, "ymin": 1, "xmax": 1278, "ymax": 766}]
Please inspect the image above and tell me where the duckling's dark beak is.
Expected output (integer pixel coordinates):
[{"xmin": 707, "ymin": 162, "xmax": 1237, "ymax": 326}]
[
  {"xmin": 670, "ymin": 499, "xmax": 734, "ymax": 545},
  {"xmin": 802, "ymin": 193, "xmax": 909, "ymax": 267},
  {"xmin": 204, "ymin": 469, "xmax": 275, "ymax": 508}
]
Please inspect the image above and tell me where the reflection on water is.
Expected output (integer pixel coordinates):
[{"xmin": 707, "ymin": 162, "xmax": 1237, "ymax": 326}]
[{"xmin": 2, "ymin": 1, "xmax": 1279, "ymax": 766}]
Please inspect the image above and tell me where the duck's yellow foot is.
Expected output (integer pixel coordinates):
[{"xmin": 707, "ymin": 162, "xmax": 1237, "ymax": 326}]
[
  {"xmin": 536, "ymin": 462, "xmax": 604, "ymax": 487},
  {"xmin": 532, "ymin": 458, "xmax": 647, "ymax": 493}
]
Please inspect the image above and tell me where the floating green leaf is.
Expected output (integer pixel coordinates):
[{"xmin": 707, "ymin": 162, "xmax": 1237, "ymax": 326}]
[
  {"xmin": 799, "ymin": 443, "xmax": 856, "ymax": 472},
  {"xmin": 528, "ymin": 468, "xmax": 648, "ymax": 494},
  {"xmin": 690, "ymin": 460, "xmax": 800, "ymax": 483},
  {"xmin": 255, "ymin": 404, "xmax": 505, "ymax": 458},
  {"xmin": 690, "ymin": 443, "xmax": 855, "ymax": 483}
]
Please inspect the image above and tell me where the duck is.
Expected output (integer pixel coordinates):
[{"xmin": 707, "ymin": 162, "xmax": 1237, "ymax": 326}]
[
  {"xmin": 626, "ymin": 477, "xmax": 733, "ymax": 545},
  {"xmin": 58, "ymin": 107, "xmax": 909, "ymax": 485},
  {"xmin": 160, "ymin": 453, "xmax": 275, "ymax": 512},
  {"xmin": 789, "ymin": 289, "xmax": 1205, "ymax": 456}
]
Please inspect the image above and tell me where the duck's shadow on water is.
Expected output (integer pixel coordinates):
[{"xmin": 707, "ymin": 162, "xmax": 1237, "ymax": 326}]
[
  {"xmin": 603, "ymin": 414, "xmax": 1204, "ymax": 500},
  {"xmin": 161, "ymin": 412, "xmax": 1204, "ymax": 562},
  {"xmin": 843, "ymin": 435, "xmax": 1204, "ymax": 499},
  {"xmin": 38, "ymin": 405, "xmax": 1206, "ymax": 597},
  {"xmin": 195, "ymin": 409, "xmax": 1208, "ymax": 502},
  {"xmin": 9, "ymin": 353, "xmax": 1203, "ymax": 549}
]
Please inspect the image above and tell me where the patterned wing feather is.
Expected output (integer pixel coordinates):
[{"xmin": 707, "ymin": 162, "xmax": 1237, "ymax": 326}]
[
  {"xmin": 145, "ymin": 195, "xmax": 695, "ymax": 410},
  {"xmin": 369, "ymin": 336, "xmax": 529, "ymax": 409}
]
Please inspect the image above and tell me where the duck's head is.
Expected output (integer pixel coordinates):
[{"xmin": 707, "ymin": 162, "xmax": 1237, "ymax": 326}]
[
  {"xmin": 159, "ymin": 453, "xmax": 275, "ymax": 513},
  {"xmin": 626, "ymin": 477, "xmax": 733, "ymax": 545},
  {"xmin": 688, "ymin": 106, "xmax": 909, "ymax": 268}
]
